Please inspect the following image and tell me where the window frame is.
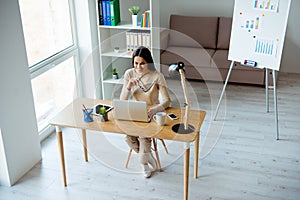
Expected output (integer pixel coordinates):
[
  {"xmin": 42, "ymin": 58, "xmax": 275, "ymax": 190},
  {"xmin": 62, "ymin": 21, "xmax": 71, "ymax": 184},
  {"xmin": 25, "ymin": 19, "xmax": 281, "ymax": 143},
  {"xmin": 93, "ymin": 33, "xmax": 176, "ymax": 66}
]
[{"xmin": 22, "ymin": 0, "xmax": 82, "ymax": 141}]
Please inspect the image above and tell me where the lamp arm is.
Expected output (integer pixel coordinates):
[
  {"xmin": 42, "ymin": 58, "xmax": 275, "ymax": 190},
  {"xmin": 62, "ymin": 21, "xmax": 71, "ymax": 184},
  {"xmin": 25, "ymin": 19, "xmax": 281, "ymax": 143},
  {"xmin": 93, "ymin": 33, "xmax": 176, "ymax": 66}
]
[{"xmin": 179, "ymin": 69, "xmax": 190, "ymax": 130}]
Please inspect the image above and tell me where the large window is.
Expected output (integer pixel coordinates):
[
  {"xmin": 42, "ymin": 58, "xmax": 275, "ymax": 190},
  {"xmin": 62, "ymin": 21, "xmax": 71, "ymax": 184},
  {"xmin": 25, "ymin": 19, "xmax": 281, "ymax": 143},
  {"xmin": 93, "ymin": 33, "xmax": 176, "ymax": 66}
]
[{"xmin": 19, "ymin": 0, "xmax": 79, "ymax": 138}]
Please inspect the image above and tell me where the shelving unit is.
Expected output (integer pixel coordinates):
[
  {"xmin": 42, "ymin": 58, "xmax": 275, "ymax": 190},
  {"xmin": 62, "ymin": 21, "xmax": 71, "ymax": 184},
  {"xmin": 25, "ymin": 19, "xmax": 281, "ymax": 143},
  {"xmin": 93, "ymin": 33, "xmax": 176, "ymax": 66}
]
[{"xmin": 96, "ymin": 0, "xmax": 160, "ymax": 100}]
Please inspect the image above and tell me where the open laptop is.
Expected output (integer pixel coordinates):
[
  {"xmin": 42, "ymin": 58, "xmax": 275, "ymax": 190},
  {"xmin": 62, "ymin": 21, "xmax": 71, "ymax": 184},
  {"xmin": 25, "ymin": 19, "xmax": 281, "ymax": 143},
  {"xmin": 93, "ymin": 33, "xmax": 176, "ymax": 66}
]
[{"xmin": 113, "ymin": 99, "xmax": 150, "ymax": 122}]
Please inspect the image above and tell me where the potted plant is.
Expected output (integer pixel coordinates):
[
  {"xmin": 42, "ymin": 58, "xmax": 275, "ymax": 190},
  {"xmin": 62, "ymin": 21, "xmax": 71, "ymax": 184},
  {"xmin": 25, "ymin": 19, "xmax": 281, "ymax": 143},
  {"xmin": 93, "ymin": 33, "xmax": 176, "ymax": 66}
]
[
  {"xmin": 99, "ymin": 106, "xmax": 108, "ymax": 121},
  {"xmin": 112, "ymin": 68, "xmax": 119, "ymax": 79},
  {"xmin": 114, "ymin": 46, "xmax": 120, "ymax": 53},
  {"xmin": 128, "ymin": 6, "xmax": 140, "ymax": 26}
]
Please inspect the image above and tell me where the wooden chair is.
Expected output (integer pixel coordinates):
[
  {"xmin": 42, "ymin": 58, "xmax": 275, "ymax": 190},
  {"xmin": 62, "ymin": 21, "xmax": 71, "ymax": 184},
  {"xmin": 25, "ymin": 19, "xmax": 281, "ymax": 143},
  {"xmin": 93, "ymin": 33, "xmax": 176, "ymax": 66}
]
[{"xmin": 125, "ymin": 138, "xmax": 168, "ymax": 171}]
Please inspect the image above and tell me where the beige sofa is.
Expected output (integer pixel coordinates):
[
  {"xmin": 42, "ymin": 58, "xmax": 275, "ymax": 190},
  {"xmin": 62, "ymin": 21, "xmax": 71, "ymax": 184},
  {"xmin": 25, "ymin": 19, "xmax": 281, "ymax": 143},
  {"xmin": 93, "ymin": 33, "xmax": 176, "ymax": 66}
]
[{"xmin": 160, "ymin": 15, "xmax": 272, "ymax": 85}]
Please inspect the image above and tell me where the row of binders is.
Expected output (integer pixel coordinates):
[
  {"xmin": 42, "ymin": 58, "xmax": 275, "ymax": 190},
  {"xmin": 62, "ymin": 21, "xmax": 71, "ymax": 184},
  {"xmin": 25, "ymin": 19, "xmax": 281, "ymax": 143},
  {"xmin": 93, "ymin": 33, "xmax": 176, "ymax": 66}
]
[
  {"xmin": 126, "ymin": 30, "xmax": 151, "ymax": 52},
  {"xmin": 98, "ymin": 0, "xmax": 120, "ymax": 26},
  {"xmin": 140, "ymin": 10, "xmax": 151, "ymax": 28}
]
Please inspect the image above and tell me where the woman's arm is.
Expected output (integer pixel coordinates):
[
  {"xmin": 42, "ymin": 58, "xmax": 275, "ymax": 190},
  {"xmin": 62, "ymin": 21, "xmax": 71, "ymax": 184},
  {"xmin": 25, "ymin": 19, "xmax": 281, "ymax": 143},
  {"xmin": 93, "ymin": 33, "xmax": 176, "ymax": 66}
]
[
  {"xmin": 148, "ymin": 73, "xmax": 171, "ymax": 117},
  {"xmin": 120, "ymin": 71, "xmax": 131, "ymax": 100}
]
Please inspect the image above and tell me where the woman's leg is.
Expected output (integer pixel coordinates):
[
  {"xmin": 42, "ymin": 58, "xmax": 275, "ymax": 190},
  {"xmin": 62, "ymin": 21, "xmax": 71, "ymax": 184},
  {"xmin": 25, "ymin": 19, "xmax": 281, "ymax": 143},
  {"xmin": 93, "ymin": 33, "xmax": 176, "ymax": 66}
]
[
  {"xmin": 138, "ymin": 137, "xmax": 157, "ymax": 178},
  {"xmin": 125, "ymin": 135, "xmax": 139, "ymax": 153},
  {"xmin": 138, "ymin": 137, "xmax": 152, "ymax": 164}
]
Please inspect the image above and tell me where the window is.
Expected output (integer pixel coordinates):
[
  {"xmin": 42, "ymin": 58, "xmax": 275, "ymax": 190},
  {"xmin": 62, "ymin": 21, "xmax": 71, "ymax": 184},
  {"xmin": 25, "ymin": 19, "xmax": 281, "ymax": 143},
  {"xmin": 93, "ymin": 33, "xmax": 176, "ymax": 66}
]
[
  {"xmin": 31, "ymin": 58, "xmax": 77, "ymax": 132},
  {"xmin": 19, "ymin": 0, "xmax": 74, "ymax": 66},
  {"xmin": 19, "ymin": 0, "xmax": 79, "ymax": 137}
]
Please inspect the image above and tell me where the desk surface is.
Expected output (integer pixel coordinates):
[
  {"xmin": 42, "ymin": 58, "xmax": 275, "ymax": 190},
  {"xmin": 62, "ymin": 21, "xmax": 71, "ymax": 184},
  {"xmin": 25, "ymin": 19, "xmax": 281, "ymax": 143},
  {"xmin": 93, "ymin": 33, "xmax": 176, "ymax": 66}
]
[{"xmin": 49, "ymin": 98, "xmax": 206, "ymax": 142}]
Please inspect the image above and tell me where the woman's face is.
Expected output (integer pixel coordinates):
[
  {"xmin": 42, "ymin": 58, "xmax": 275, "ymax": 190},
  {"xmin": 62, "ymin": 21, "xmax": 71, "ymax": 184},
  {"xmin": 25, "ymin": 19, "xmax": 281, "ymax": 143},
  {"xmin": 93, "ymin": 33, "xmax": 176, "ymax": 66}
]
[{"xmin": 133, "ymin": 56, "xmax": 148, "ymax": 75}]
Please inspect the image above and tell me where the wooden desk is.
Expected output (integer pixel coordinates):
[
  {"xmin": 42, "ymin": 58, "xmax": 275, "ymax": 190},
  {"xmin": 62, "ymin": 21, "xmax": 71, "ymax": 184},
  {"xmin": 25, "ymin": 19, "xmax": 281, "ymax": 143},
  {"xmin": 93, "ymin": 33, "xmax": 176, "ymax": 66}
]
[{"xmin": 49, "ymin": 98, "xmax": 206, "ymax": 200}]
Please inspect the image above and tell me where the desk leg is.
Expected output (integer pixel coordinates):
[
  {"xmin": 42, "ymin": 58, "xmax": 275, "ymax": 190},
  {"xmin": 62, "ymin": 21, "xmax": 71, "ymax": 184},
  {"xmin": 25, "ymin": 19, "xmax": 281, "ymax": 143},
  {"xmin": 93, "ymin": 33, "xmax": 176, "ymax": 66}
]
[
  {"xmin": 82, "ymin": 129, "xmax": 88, "ymax": 162},
  {"xmin": 194, "ymin": 132, "xmax": 199, "ymax": 179},
  {"xmin": 184, "ymin": 142, "xmax": 190, "ymax": 200},
  {"xmin": 56, "ymin": 126, "xmax": 67, "ymax": 186}
]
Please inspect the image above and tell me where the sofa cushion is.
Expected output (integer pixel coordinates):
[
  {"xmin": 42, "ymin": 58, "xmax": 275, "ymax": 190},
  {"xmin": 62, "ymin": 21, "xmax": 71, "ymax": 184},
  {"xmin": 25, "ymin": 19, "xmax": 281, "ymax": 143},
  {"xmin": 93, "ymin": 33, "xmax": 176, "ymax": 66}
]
[
  {"xmin": 211, "ymin": 50, "xmax": 231, "ymax": 69},
  {"xmin": 212, "ymin": 50, "xmax": 265, "ymax": 72},
  {"xmin": 160, "ymin": 46, "xmax": 215, "ymax": 68},
  {"xmin": 169, "ymin": 15, "xmax": 219, "ymax": 49},
  {"xmin": 217, "ymin": 17, "xmax": 232, "ymax": 49}
]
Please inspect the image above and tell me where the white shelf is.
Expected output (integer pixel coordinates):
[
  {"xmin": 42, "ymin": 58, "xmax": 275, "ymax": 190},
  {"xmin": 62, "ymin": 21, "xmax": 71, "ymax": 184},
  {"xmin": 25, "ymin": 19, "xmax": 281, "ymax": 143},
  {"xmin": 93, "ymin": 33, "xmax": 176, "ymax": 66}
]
[
  {"xmin": 97, "ymin": 0, "xmax": 159, "ymax": 99},
  {"xmin": 101, "ymin": 50, "xmax": 132, "ymax": 58},
  {"xmin": 103, "ymin": 78, "xmax": 124, "ymax": 85},
  {"xmin": 99, "ymin": 21, "xmax": 151, "ymax": 30}
]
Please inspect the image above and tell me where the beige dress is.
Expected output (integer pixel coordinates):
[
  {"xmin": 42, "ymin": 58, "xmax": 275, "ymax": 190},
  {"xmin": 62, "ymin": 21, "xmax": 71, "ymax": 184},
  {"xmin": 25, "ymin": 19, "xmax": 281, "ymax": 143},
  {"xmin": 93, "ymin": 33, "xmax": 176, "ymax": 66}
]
[{"xmin": 120, "ymin": 68, "xmax": 171, "ymax": 164}]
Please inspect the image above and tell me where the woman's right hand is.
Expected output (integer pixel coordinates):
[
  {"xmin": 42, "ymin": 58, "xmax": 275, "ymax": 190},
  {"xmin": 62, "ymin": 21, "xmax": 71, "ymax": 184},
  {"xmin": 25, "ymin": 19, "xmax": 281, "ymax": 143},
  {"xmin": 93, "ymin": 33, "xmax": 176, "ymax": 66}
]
[{"xmin": 127, "ymin": 78, "xmax": 139, "ymax": 90}]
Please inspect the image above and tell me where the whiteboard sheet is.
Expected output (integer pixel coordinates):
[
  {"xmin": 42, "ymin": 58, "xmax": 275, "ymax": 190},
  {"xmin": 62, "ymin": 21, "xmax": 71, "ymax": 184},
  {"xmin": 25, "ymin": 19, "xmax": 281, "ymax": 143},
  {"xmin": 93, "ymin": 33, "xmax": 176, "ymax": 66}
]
[{"xmin": 228, "ymin": 0, "xmax": 291, "ymax": 70}]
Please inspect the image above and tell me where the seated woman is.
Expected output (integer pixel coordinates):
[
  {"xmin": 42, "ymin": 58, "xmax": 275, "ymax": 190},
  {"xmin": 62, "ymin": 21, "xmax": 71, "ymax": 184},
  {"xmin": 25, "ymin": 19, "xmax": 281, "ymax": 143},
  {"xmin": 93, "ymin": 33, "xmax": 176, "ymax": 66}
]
[{"xmin": 120, "ymin": 46, "xmax": 171, "ymax": 178}]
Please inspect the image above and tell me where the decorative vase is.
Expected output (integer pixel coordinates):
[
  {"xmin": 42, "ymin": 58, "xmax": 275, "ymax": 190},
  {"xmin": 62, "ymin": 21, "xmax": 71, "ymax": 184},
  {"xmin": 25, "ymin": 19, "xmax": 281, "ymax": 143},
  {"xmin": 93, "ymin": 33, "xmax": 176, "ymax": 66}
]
[{"xmin": 132, "ymin": 15, "xmax": 138, "ymax": 27}]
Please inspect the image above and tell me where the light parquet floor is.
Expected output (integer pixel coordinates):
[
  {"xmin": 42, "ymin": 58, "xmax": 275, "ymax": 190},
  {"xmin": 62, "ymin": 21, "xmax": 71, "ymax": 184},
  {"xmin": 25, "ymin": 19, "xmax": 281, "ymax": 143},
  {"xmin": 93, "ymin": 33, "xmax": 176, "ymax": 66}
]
[{"xmin": 0, "ymin": 72, "xmax": 299, "ymax": 200}]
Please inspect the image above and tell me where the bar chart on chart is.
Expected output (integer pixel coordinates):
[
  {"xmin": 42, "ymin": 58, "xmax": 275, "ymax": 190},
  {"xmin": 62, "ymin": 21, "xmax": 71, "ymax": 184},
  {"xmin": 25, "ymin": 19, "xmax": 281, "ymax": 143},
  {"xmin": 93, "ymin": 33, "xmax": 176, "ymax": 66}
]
[
  {"xmin": 254, "ymin": 37, "xmax": 277, "ymax": 57},
  {"xmin": 241, "ymin": 16, "xmax": 260, "ymax": 31},
  {"xmin": 253, "ymin": 0, "xmax": 279, "ymax": 12}
]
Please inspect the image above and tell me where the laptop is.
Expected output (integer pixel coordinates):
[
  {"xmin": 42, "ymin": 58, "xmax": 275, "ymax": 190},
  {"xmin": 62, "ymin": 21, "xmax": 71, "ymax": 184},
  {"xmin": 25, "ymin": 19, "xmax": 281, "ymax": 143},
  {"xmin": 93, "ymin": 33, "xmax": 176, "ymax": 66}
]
[{"xmin": 113, "ymin": 99, "xmax": 150, "ymax": 122}]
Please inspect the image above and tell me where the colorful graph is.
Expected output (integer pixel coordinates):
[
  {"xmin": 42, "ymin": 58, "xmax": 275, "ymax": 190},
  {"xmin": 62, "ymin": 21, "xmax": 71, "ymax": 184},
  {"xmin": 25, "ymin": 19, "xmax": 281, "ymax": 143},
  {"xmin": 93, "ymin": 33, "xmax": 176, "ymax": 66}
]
[
  {"xmin": 241, "ymin": 16, "xmax": 260, "ymax": 31},
  {"xmin": 254, "ymin": 38, "xmax": 277, "ymax": 57},
  {"xmin": 253, "ymin": 0, "xmax": 279, "ymax": 12}
]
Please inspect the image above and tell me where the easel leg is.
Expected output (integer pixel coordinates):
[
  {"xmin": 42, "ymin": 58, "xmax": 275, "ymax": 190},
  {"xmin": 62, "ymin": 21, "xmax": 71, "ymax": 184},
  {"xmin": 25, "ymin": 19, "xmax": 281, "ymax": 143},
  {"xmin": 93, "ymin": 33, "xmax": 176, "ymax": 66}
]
[
  {"xmin": 266, "ymin": 68, "xmax": 269, "ymax": 113},
  {"xmin": 214, "ymin": 61, "xmax": 235, "ymax": 120},
  {"xmin": 273, "ymin": 70, "xmax": 279, "ymax": 140}
]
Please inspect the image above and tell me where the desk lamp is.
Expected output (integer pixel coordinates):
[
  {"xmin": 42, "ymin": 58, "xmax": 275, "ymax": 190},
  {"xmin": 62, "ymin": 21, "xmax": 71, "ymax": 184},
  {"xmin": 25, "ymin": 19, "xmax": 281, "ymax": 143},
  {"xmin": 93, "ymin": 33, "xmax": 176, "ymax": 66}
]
[{"xmin": 168, "ymin": 62, "xmax": 194, "ymax": 134}]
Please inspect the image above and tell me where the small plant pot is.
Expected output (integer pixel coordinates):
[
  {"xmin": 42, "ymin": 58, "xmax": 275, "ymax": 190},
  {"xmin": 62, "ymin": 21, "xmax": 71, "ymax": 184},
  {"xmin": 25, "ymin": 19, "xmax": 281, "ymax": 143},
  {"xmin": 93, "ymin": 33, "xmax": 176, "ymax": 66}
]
[
  {"xmin": 112, "ymin": 74, "xmax": 119, "ymax": 79},
  {"xmin": 132, "ymin": 15, "xmax": 138, "ymax": 27},
  {"xmin": 100, "ymin": 113, "xmax": 108, "ymax": 122},
  {"xmin": 114, "ymin": 47, "xmax": 120, "ymax": 53}
]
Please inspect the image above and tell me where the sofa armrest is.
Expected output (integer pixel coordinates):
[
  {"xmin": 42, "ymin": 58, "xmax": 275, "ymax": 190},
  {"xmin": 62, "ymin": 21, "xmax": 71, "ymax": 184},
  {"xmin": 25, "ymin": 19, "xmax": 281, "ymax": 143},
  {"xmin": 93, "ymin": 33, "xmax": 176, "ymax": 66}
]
[{"xmin": 160, "ymin": 28, "xmax": 170, "ymax": 53}]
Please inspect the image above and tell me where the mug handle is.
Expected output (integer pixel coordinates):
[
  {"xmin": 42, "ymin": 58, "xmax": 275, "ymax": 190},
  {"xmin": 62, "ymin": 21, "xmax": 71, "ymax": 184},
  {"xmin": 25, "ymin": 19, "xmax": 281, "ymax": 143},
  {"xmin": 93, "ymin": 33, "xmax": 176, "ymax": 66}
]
[{"xmin": 153, "ymin": 115, "xmax": 157, "ymax": 121}]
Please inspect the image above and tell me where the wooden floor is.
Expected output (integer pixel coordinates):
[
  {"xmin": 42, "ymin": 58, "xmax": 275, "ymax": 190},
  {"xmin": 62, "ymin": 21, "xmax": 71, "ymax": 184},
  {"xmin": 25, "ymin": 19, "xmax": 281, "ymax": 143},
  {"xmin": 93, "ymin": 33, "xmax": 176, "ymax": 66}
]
[{"xmin": 1, "ymin": 72, "xmax": 300, "ymax": 200}]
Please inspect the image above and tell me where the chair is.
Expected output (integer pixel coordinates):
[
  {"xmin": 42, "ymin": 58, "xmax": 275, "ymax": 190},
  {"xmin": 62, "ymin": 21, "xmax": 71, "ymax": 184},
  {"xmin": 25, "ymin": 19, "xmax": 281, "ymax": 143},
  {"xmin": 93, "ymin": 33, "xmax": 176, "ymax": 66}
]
[{"xmin": 125, "ymin": 138, "xmax": 168, "ymax": 171}]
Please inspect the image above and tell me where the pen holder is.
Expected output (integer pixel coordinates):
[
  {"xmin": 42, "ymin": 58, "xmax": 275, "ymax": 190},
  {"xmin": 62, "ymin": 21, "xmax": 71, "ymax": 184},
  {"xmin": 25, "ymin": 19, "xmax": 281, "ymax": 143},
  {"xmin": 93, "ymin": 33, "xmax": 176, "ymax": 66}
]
[{"xmin": 82, "ymin": 108, "xmax": 93, "ymax": 122}]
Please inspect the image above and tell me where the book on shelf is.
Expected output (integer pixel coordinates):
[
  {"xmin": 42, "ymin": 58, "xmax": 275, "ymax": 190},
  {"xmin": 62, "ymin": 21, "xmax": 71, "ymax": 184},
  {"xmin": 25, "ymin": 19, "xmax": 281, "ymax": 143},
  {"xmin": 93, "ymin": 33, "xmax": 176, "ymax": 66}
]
[
  {"xmin": 140, "ymin": 10, "xmax": 151, "ymax": 28},
  {"xmin": 98, "ymin": 0, "xmax": 120, "ymax": 26}
]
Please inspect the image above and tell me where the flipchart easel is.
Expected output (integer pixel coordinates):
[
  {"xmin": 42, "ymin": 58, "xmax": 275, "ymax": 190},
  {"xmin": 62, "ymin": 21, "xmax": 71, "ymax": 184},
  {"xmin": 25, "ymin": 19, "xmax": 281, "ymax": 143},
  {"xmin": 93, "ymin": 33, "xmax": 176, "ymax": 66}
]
[{"xmin": 213, "ymin": 0, "xmax": 292, "ymax": 140}]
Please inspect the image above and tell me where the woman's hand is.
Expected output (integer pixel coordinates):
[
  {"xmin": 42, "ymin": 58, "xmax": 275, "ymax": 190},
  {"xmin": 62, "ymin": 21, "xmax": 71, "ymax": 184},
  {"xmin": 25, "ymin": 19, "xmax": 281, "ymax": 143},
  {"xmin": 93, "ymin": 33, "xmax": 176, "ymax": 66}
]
[
  {"xmin": 147, "ymin": 107, "xmax": 157, "ymax": 119},
  {"xmin": 126, "ymin": 78, "xmax": 140, "ymax": 90}
]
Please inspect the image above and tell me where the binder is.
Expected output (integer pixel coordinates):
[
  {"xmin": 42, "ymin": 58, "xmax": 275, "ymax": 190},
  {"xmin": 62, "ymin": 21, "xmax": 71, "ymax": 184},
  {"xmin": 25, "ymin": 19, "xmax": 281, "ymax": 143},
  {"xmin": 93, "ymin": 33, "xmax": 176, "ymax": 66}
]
[
  {"xmin": 97, "ymin": 0, "xmax": 104, "ymax": 25},
  {"xmin": 126, "ymin": 31, "xmax": 131, "ymax": 52},
  {"xmin": 105, "ymin": 0, "xmax": 111, "ymax": 25},
  {"xmin": 110, "ymin": 0, "xmax": 120, "ymax": 26},
  {"xmin": 102, "ymin": 0, "xmax": 107, "ymax": 25}
]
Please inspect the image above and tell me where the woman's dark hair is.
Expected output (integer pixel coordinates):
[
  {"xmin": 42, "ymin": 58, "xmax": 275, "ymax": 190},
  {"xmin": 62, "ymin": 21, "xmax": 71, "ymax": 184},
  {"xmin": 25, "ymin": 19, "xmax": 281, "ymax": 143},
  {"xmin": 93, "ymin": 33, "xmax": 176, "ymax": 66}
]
[{"xmin": 132, "ymin": 46, "xmax": 156, "ymax": 71}]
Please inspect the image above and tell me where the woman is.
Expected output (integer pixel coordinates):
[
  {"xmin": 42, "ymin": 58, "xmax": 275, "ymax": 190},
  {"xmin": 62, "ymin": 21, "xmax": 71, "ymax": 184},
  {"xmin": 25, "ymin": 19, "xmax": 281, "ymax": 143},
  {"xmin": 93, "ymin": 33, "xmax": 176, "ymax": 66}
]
[{"xmin": 120, "ymin": 46, "xmax": 171, "ymax": 178}]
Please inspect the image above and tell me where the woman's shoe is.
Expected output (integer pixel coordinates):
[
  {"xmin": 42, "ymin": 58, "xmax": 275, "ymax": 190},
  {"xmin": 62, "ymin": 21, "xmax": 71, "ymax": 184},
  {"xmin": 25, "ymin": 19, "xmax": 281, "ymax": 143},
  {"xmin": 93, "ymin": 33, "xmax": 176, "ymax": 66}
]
[{"xmin": 141, "ymin": 164, "xmax": 151, "ymax": 178}]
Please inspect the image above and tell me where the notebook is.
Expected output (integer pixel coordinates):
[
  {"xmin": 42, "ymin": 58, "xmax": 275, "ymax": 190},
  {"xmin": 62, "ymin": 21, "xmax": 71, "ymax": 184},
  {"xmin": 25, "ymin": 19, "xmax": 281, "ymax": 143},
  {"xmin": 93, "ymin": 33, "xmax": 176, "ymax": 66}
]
[{"xmin": 113, "ymin": 99, "xmax": 150, "ymax": 122}]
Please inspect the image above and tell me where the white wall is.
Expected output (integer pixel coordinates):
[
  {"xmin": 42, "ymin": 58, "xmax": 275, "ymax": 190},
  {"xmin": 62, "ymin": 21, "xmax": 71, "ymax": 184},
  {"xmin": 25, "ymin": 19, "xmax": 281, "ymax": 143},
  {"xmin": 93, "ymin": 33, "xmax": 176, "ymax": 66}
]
[
  {"xmin": 159, "ymin": 0, "xmax": 300, "ymax": 74},
  {"xmin": 0, "ymin": 0, "xmax": 41, "ymax": 186}
]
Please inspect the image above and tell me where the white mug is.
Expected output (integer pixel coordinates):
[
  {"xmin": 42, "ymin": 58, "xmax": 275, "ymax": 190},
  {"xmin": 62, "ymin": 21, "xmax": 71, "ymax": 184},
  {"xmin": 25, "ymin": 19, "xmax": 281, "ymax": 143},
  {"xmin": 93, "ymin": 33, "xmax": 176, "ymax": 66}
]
[{"xmin": 153, "ymin": 112, "xmax": 166, "ymax": 126}]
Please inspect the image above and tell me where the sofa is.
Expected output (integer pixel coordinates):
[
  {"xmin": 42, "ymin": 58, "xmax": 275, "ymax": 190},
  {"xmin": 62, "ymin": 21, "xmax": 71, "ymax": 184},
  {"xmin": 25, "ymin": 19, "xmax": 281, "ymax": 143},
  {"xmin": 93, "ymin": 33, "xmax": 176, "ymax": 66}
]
[{"xmin": 160, "ymin": 15, "xmax": 273, "ymax": 85}]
